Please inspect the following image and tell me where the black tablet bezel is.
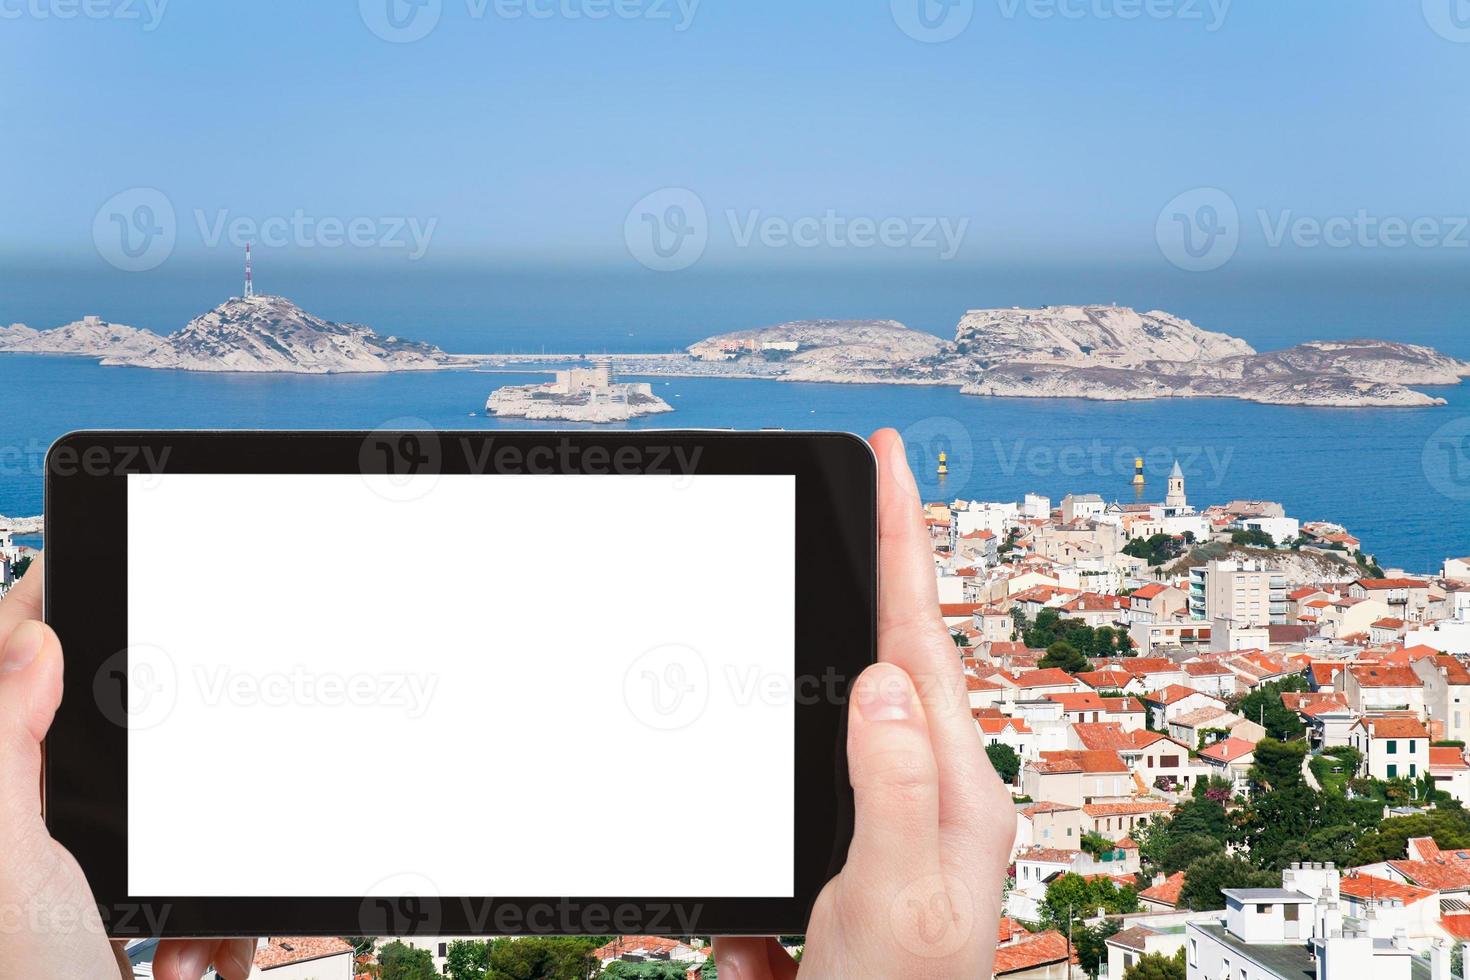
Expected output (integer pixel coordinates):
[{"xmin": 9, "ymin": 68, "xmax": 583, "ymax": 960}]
[{"xmin": 42, "ymin": 429, "xmax": 875, "ymax": 939}]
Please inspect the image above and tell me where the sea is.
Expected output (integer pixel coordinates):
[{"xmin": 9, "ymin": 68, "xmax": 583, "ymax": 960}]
[{"xmin": 4, "ymin": 258, "xmax": 1469, "ymax": 572}]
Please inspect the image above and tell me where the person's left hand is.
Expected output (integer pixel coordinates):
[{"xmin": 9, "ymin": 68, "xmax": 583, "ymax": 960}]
[{"xmin": 0, "ymin": 554, "xmax": 259, "ymax": 980}]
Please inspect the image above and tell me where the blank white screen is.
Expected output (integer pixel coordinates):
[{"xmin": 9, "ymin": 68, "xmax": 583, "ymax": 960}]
[{"xmin": 126, "ymin": 473, "xmax": 795, "ymax": 898}]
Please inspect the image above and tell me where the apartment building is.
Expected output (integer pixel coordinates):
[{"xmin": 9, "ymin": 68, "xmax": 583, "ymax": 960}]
[{"xmin": 1189, "ymin": 559, "xmax": 1289, "ymax": 626}]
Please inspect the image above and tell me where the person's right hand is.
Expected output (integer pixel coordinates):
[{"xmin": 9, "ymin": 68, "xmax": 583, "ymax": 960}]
[{"xmin": 715, "ymin": 429, "xmax": 1015, "ymax": 979}]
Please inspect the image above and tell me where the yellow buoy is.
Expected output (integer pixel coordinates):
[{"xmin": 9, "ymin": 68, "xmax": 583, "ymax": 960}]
[
  {"xmin": 937, "ymin": 450, "xmax": 948, "ymax": 476},
  {"xmin": 1132, "ymin": 456, "xmax": 1145, "ymax": 487}
]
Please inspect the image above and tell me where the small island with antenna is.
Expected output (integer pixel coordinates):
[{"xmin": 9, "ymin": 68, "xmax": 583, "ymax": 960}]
[{"xmin": 483, "ymin": 362, "xmax": 674, "ymax": 423}]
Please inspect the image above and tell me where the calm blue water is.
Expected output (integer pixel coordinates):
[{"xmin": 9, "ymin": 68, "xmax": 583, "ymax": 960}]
[
  {"xmin": 6, "ymin": 259, "xmax": 1470, "ymax": 571},
  {"xmin": 4, "ymin": 352, "xmax": 1469, "ymax": 573}
]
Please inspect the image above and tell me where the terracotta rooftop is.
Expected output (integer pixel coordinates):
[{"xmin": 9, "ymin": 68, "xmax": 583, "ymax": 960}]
[
  {"xmin": 1081, "ymin": 800, "xmax": 1174, "ymax": 817},
  {"xmin": 993, "ymin": 930, "xmax": 1077, "ymax": 976},
  {"xmin": 1339, "ymin": 872, "xmax": 1435, "ymax": 906},
  {"xmin": 1357, "ymin": 716, "xmax": 1430, "ymax": 739},
  {"xmin": 1034, "ymin": 749, "xmax": 1130, "ymax": 774},
  {"xmin": 255, "ymin": 938, "xmax": 354, "ymax": 970},
  {"xmin": 1349, "ymin": 664, "xmax": 1421, "ymax": 688},
  {"xmin": 1199, "ymin": 737, "xmax": 1257, "ymax": 764},
  {"xmin": 1138, "ymin": 870, "xmax": 1187, "ymax": 907}
]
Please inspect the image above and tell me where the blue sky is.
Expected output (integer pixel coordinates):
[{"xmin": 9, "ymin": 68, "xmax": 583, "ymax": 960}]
[{"xmin": 2, "ymin": 0, "xmax": 1468, "ymax": 272}]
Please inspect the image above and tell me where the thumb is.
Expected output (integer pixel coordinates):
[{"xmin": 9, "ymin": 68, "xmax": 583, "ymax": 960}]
[
  {"xmin": 843, "ymin": 662, "xmax": 941, "ymax": 888},
  {"xmin": 0, "ymin": 620, "xmax": 64, "ymax": 829}
]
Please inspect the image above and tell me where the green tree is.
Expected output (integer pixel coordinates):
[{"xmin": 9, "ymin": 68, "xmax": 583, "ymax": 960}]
[
  {"xmin": 487, "ymin": 937, "xmax": 598, "ymax": 980},
  {"xmin": 1232, "ymin": 677, "xmax": 1310, "ymax": 741},
  {"xmin": 987, "ymin": 742, "xmax": 1021, "ymax": 785},
  {"xmin": 13, "ymin": 555, "xmax": 31, "ymax": 579},
  {"xmin": 1352, "ymin": 806, "xmax": 1470, "ymax": 864},
  {"xmin": 1248, "ymin": 738, "xmax": 1306, "ymax": 791},
  {"xmin": 601, "ymin": 964, "xmax": 691, "ymax": 980},
  {"xmin": 1230, "ymin": 528, "xmax": 1275, "ymax": 548},
  {"xmin": 1040, "ymin": 873, "xmax": 1138, "ymax": 929},
  {"xmin": 447, "ymin": 939, "xmax": 490, "ymax": 980},
  {"xmin": 344, "ymin": 937, "xmax": 376, "ymax": 958},
  {"xmin": 1159, "ymin": 833, "xmax": 1225, "ymax": 875},
  {"xmin": 1074, "ymin": 918, "xmax": 1123, "ymax": 979},
  {"xmin": 1124, "ymin": 949, "xmax": 1186, "ymax": 980},
  {"xmin": 1179, "ymin": 855, "xmax": 1279, "ymax": 911},
  {"xmin": 379, "ymin": 941, "xmax": 438, "ymax": 980},
  {"xmin": 1040, "ymin": 640, "xmax": 1089, "ymax": 674}
]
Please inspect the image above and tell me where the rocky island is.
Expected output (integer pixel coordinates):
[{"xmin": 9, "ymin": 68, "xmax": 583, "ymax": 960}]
[
  {"xmin": 1, "ymin": 295, "xmax": 457, "ymax": 374},
  {"xmin": 672, "ymin": 306, "xmax": 1470, "ymax": 407},
  {"xmin": 485, "ymin": 364, "xmax": 673, "ymax": 422},
  {"xmin": 7, "ymin": 290, "xmax": 1467, "ymax": 407}
]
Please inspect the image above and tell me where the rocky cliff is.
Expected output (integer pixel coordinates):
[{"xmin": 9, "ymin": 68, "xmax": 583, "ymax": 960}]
[
  {"xmin": 690, "ymin": 305, "xmax": 1470, "ymax": 407},
  {"xmin": 0, "ymin": 317, "xmax": 161, "ymax": 358},
  {"xmin": 100, "ymin": 295, "xmax": 450, "ymax": 373}
]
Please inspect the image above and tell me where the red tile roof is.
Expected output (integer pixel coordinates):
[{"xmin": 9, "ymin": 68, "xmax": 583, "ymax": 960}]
[
  {"xmin": 1082, "ymin": 800, "xmax": 1174, "ymax": 817},
  {"xmin": 1138, "ymin": 870, "xmax": 1186, "ymax": 907},
  {"xmin": 1357, "ymin": 578, "xmax": 1429, "ymax": 590},
  {"xmin": 1035, "ymin": 749, "xmax": 1129, "ymax": 774},
  {"xmin": 1431, "ymin": 747, "xmax": 1469, "ymax": 770},
  {"xmin": 1015, "ymin": 668, "xmax": 1080, "ymax": 688},
  {"xmin": 1145, "ymin": 684, "xmax": 1213, "ymax": 706},
  {"xmin": 1339, "ymin": 873, "xmax": 1435, "ymax": 906},
  {"xmin": 1388, "ymin": 859, "xmax": 1470, "ymax": 891},
  {"xmin": 1349, "ymin": 664, "xmax": 1421, "ymax": 688},
  {"xmin": 993, "ymin": 931, "xmax": 1077, "ymax": 976},
  {"xmin": 1357, "ymin": 717, "xmax": 1430, "ymax": 739},
  {"xmin": 255, "ymin": 938, "xmax": 354, "ymax": 970},
  {"xmin": 1199, "ymin": 737, "xmax": 1257, "ymax": 763}
]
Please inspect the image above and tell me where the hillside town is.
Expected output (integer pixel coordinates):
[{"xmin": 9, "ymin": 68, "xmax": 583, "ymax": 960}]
[
  {"xmin": 27, "ymin": 458, "xmax": 1470, "ymax": 980},
  {"xmin": 927, "ymin": 462, "xmax": 1470, "ymax": 980}
]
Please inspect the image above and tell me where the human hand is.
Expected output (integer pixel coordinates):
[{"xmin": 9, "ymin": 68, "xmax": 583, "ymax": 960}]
[
  {"xmin": 0, "ymin": 554, "xmax": 259, "ymax": 980},
  {"xmin": 714, "ymin": 429, "xmax": 1014, "ymax": 979}
]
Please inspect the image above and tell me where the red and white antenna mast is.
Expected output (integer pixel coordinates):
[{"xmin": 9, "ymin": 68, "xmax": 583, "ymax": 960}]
[{"xmin": 244, "ymin": 243, "xmax": 255, "ymax": 299}]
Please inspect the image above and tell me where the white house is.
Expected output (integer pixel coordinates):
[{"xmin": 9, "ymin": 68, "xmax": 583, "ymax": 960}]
[{"xmin": 1348, "ymin": 716, "xmax": 1430, "ymax": 782}]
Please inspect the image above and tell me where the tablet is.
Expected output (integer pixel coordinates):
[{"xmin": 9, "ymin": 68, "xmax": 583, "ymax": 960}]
[{"xmin": 41, "ymin": 430, "xmax": 876, "ymax": 939}]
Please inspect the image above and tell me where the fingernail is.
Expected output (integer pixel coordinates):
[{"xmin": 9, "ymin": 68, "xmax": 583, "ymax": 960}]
[
  {"xmin": 175, "ymin": 945, "xmax": 212, "ymax": 980},
  {"xmin": 888, "ymin": 433, "xmax": 919, "ymax": 501},
  {"xmin": 857, "ymin": 670, "xmax": 914, "ymax": 722},
  {"xmin": 1, "ymin": 621, "xmax": 44, "ymax": 674},
  {"xmin": 719, "ymin": 958, "xmax": 743, "ymax": 980}
]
